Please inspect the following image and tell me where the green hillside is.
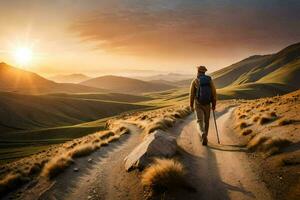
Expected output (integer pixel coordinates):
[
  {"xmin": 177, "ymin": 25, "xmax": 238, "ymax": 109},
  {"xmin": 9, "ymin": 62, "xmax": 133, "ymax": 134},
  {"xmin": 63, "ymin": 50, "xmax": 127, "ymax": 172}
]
[
  {"xmin": 0, "ymin": 91, "xmax": 151, "ymax": 163},
  {"xmin": 213, "ymin": 42, "xmax": 300, "ymax": 99},
  {"xmin": 0, "ymin": 92, "xmax": 148, "ymax": 132}
]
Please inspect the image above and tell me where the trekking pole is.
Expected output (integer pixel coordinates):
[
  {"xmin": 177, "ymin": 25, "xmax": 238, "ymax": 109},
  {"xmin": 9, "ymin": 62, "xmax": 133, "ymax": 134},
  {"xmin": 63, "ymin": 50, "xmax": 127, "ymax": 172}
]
[{"xmin": 212, "ymin": 110, "xmax": 220, "ymax": 144}]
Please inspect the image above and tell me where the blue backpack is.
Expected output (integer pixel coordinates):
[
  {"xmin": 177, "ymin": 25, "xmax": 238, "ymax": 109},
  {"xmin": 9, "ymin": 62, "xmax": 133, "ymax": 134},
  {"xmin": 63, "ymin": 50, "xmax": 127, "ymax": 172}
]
[{"xmin": 196, "ymin": 75, "xmax": 212, "ymax": 105}]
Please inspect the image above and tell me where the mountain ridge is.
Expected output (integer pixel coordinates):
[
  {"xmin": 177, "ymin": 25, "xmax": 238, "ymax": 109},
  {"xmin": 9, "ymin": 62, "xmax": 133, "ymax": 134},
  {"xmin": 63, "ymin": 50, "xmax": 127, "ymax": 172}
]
[
  {"xmin": 80, "ymin": 75, "xmax": 176, "ymax": 93},
  {"xmin": 0, "ymin": 62, "xmax": 105, "ymax": 94}
]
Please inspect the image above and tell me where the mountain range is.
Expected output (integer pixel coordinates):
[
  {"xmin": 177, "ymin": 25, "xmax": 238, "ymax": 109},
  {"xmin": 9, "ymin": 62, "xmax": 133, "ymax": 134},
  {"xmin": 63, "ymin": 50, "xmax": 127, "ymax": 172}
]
[
  {"xmin": 49, "ymin": 73, "xmax": 91, "ymax": 83},
  {"xmin": 0, "ymin": 63, "xmax": 104, "ymax": 94},
  {"xmin": 80, "ymin": 75, "xmax": 176, "ymax": 93}
]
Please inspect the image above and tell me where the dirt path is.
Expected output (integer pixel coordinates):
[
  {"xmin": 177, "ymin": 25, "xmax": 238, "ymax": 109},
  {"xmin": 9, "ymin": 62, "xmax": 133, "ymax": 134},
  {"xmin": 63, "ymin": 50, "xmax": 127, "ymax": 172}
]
[
  {"xmin": 168, "ymin": 108, "xmax": 273, "ymax": 200},
  {"xmin": 19, "ymin": 109, "xmax": 272, "ymax": 200},
  {"xmin": 19, "ymin": 124, "xmax": 145, "ymax": 200}
]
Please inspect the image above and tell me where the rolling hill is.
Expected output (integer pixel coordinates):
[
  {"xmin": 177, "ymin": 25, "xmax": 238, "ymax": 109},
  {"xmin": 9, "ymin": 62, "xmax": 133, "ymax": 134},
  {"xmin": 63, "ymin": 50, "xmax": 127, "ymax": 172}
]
[
  {"xmin": 135, "ymin": 72, "xmax": 193, "ymax": 82},
  {"xmin": 171, "ymin": 42, "xmax": 300, "ymax": 99},
  {"xmin": 80, "ymin": 75, "xmax": 176, "ymax": 93},
  {"xmin": 0, "ymin": 63, "xmax": 104, "ymax": 94},
  {"xmin": 211, "ymin": 42, "xmax": 300, "ymax": 99},
  {"xmin": 49, "ymin": 73, "xmax": 91, "ymax": 83},
  {"xmin": 0, "ymin": 91, "xmax": 148, "ymax": 132}
]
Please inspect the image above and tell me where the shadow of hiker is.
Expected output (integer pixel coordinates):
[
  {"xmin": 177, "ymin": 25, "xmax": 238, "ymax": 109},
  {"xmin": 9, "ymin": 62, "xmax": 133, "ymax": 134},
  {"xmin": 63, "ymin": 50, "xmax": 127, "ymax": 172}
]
[
  {"xmin": 170, "ymin": 145, "xmax": 231, "ymax": 200},
  {"xmin": 208, "ymin": 144, "xmax": 248, "ymax": 153}
]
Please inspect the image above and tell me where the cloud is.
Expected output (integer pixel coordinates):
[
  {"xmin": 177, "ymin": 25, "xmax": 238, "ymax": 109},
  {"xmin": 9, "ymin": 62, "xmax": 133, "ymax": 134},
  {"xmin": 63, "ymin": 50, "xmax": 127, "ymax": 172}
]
[{"xmin": 70, "ymin": 0, "xmax": 300, "ymax": 61}]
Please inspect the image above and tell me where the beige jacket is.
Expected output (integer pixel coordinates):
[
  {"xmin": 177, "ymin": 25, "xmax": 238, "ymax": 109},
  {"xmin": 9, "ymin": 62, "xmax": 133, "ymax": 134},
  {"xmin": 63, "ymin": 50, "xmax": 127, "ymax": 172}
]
[{"xmin": 189, "ymin": 77, "xmax": 217, "ymax": 108}]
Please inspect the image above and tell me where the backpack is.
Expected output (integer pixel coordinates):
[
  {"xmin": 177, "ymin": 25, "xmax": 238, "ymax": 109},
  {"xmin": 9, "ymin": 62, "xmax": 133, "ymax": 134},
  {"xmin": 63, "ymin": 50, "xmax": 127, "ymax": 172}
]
[{"xmin": 196, "ymin": 75, "xmax": 212, "ymax": 105}]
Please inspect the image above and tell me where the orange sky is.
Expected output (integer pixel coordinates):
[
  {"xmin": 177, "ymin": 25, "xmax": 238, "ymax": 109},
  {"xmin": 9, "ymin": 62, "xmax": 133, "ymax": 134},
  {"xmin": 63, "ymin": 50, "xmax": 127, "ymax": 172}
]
[{"xmin": 0, "ymin": 0, "xmax": 299, "ymax": 76}]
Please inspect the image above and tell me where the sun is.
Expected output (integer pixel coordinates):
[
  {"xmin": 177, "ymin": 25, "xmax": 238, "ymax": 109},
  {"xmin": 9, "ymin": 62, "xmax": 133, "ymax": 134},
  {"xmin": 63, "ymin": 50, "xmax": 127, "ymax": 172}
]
[{"xmin": 14, "ymin": 47, "xmax": 33, "ymax": 66}]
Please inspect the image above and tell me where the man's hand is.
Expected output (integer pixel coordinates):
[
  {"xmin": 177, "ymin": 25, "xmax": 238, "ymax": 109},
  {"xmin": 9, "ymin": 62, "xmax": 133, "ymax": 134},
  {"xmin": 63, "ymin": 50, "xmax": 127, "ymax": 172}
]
[{"xmin": 212, "ymin": 104, "xmax": 216, "ymax": 111}]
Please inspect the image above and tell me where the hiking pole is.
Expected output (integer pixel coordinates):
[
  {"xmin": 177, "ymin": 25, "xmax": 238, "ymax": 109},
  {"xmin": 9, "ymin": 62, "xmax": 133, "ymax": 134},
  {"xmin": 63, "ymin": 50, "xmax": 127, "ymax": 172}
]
[{"xmin": 212, "ymin": 110, "xmax": 220, "ymax": 144}]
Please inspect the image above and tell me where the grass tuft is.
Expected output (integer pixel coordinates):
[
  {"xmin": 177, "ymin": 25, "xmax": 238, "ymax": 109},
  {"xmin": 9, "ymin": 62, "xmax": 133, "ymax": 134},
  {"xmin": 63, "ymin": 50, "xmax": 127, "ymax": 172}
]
[
  {"xmin": 241, "ymin": 129, "xmax": 253, "ymax": 136},
  {"xmin": 0, "ymin": 173, "xmax": 29, "ymax": 196},
  {"xmin": 141, "ymin": 158, "xmax": 188, "ymax": 192},
  {"xmin": 247, "ymin": 136, "xmax": 269, "ymax": 151},
  {"xmin": 42, "ymin": 155, "xmax": 73, "ymax": 179},
  {"xmin": 259, "ymin": 116, "xmax": 274, "ymax": 125},
  {"xmin": 68, "ymin": 144, "xmax": 96, "ymax": 158},
  {"xmin": 239, "ymin": 122, "xmax": 249, "ymax": 129},
  {"xmin": 278, "ymin": 119, "xmax": 298, "ymax": 126}
]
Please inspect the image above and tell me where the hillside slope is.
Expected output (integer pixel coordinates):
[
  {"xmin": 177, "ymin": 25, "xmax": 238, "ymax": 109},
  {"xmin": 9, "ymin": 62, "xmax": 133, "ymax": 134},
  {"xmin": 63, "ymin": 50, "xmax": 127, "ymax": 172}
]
[
  {"xmin": 0, "ymin": 63, "xmax": 104, "ymax": 94},
  {"xmin": 49, "ymin": 73, "xmax": 91, "ymax": 83},
  {"xmin": 212, "ymin": 42, "xmax": 300, "ymax": 99},
  {"xmin": 80, "ymin": 75, "xmax": 176, "ymax": 93},
  {"xmin": 0, "ymin": 92, "xmax": 147, "ymax": 132}
]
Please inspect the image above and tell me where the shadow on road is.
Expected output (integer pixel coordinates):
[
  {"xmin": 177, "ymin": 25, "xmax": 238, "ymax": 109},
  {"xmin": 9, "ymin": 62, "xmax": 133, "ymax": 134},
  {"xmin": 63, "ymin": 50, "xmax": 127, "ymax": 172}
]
[{"xmin": 208, "ymin": 144, "xmax": 248, "ymax": 153}]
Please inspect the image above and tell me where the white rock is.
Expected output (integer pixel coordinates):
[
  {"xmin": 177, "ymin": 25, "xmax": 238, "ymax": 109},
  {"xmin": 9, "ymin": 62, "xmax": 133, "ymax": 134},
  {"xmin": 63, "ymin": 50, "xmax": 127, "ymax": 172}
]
[{"xmin": 124, "ymin": 130, "xmax": 177, "ymax": 171}]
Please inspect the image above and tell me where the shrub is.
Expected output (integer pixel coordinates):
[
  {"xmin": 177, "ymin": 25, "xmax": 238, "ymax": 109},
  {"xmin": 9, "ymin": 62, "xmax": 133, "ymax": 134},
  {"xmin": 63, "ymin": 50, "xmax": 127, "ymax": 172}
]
[
  {"xmin": 270, "ymin": 112, "xmax": 277, "ymax": 118},
  {"xmin": 247, "ymin": 136, "xmax": 269, "ymax": 151},
  {"xmin": 99, "ymin": 131, "xmax": 115, "ymax": 140},
  {"xmin": 239, "ymin": 122, "xmax": 249, "ymax": 129},
  {"xmin": 69, "ymin": 144, "xmax": 96, "ymax": 158},
  {"xmin": 239, "ymin": 114, "xmax": 247, "ymax": 119},
  {"xmin": 261, "ymin": 138, "xmax": 292, "ymax": 152},
  {"xmin": 259, "ymin": 116, "xmax": 273, "ymax": 125},
  {"xmin": 242, "ymin": 129, "xmax": 253, "ymax": 136},
  {"xmin": 278, "ymin": 119, "xmax": 298, "ymax": 126},
  {"xmin": 141, "ymin": 158, "xmax": 187, "ymax": 192},
  {"xmin": 42, "ymin": 155, "xmax": 73, "ymax": 179},
  {"xmin": 252, "ymin": 116, "xmax": 260, "ymax": 122},
  {"xmin": 0, "ymin": 173, "xmax": 29, "ymax": 196}
]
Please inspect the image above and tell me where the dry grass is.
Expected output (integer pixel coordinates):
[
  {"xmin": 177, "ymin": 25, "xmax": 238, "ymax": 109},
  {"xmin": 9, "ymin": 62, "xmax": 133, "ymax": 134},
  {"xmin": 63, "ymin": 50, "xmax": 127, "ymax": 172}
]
[
  {"xmin": 270, "ymin": 111, "xmax": 277, "ymax": 117},
  {"xmin": 247, "ymin": 136, "xmax": 292, "ymax": 154},
  {"xmin": 41, "ymin": 154, "xmax": 74, "ymax": 179},
  {"xmin": 141, "ymin": 158, "xmax": 188, "ymax": 192},
  {"xmin": 262, "ymin": 138, "xmax": 292, "ymax": 152},
  {"xmin": 0, "ymin": 173, "xmax": 28, "ymax": 196},
  {"xmin": 238, "ymin": 122, "xmax": 249, "ymax": 129},
  {"xmin": 239, "ymin": 114, "xmax": 247, "ymax": 119},
  {"xmin": 241, "ymin": 129, "xmax": 253, "ymax": 136},
  {"xmin": 68, "ymin": 144, "xmax": 96, "ymax": 158},
  {"xmin": 278, "ymin": 118, "xmax": 299, "ymax": 126},
  {"xmin": 252, "ymin": 115, "xmax": 260, "ymax": 122},
  {"xmin": 0, "ymin": 105, "xmax": 190, "ymax": 194},
  {"xmin": 259, "ymin": 116, "xmax": 274, "ymax": 125},
  {"xmin": 247, "ymin": 136, "xmax": 269, "ymax": 151},
  {"xmin": 99, "ymin": 131, "xmax": 115, "ymax": 140}
]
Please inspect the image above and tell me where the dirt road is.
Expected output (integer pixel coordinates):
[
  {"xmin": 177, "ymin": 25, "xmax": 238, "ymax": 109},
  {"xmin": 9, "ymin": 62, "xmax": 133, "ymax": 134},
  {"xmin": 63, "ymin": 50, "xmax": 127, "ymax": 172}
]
[
  {"xmin": 19, "ymin": 109, "xmax": 272, "ymax": 200},
  {"xmin": 168, "ymin": 108, "xmax": 272, "ymax": 200}
]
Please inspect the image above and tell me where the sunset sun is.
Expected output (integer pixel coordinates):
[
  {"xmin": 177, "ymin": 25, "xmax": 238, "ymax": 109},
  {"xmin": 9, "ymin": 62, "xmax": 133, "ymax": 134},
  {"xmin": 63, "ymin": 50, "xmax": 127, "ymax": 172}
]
[{"xmin": 14, "ymin": 47, "xmax": 33, "ymax": 66}]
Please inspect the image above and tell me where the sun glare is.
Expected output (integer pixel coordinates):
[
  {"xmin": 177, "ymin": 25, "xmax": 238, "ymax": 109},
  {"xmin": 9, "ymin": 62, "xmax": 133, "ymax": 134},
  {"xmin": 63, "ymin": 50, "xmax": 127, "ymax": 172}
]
[{"xmin": 14, "ymin": 47, "xmax": 33, "ymax": 66}]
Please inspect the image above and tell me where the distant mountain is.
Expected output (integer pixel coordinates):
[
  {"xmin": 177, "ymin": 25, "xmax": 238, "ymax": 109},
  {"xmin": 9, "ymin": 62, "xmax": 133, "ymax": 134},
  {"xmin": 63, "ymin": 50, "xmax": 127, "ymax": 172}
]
[
  {"xmin": 135, "ymin": 72, "xmax": 193, "ymax": 82},
  {"xmin": 80, "ymin": 75, "xmax": 176, "ymax": 93},
  {"xmin": 212, "ymin": 42, "xmax": 300, "ymax": 99},
  {"xmin": 0, "ymin": 63, "xmax": 104, "ymax": 94},
  {"xmin": 49, "ymin": 73, "xmax": 91, "ymax": 83}
]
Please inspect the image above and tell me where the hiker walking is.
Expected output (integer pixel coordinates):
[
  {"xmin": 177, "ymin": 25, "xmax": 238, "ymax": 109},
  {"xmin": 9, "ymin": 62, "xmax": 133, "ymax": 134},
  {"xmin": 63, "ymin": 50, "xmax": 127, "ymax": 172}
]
[{"xmin": 189, "ymin": 66, "xmax": 217, "ymax": 146}]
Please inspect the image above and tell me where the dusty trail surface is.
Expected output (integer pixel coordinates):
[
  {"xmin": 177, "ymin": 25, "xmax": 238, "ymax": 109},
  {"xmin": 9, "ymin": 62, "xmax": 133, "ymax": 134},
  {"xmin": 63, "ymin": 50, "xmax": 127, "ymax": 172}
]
[
  {"xmin": 20, "ymin": 124, "xmax": 145, "ymax": 200},
  {"xmin": 20, "ymin": 109, "xmax": 272, "ymax": 200},
  {"xmin": 168, "ymin": 109, "xmax": 272, "ymax": 200}
]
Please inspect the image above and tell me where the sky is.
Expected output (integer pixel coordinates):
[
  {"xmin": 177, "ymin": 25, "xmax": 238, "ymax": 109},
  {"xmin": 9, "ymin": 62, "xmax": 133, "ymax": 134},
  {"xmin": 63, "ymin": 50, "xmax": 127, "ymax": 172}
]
[{"xmin": 0, "ymin": 0, "xmax": 299, "ymax": 76}]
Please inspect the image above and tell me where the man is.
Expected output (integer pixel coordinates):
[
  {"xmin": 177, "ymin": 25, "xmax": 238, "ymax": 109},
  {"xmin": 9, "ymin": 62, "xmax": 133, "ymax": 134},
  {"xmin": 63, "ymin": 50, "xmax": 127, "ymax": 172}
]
[{"xmin": 190, "ymin": 66, "xmax": 217, "ymax": 146}]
